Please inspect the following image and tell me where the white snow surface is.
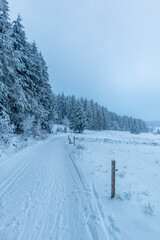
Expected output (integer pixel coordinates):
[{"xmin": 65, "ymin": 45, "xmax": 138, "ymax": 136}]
[{"xmin": 0, "ymin": 130, "xmax": 160, "ymax": 239}]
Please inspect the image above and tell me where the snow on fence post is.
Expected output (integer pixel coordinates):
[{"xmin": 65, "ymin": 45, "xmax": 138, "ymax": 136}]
[
  {"xmin": 111, "ymin": 160, "xmax": 116, "ymax": 198},
  {"xmin": 73, "ymin": 136, "xmax": 75, "ymax": 146}
]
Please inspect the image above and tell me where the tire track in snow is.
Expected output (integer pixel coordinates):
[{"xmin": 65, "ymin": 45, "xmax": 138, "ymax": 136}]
[{"xmin": 65, "ymin": 145, "xmax": 110, "ymax": 240}]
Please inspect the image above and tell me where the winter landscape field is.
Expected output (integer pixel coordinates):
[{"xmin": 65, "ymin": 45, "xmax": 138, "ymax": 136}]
[
  {"xmin": 0, "ymin": 130, "xmax": 160, "ymax": 240},
  {"xmin": 1, "ymin": 0, "xmax": 160, "ymax": 239}
]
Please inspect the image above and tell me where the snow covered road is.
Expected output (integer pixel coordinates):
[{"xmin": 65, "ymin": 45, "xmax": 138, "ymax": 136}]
[{"xmin": 0, "ymin": 135, "xmax": 109, "ymax": 240}]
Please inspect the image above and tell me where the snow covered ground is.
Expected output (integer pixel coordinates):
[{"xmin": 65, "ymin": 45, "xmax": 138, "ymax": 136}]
[
  {"xmin": 70, "ymin": 130, "xmax": 160, "ymax": 240},
  {"xmin": 0, "ymin": 130, "xmax": 160, "ymax": 239}
]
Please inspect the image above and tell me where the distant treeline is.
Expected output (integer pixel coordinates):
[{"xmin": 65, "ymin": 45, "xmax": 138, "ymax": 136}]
[
  {"xmin": 53, "ymin": 93, "xmax": 148, "ymax": 134},
  {"xmin": 146, "ymin": 121, "xmax": 160, "ymax": 128}
]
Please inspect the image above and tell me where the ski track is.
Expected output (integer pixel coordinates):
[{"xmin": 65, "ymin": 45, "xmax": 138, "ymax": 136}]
[{"xmin": 0, "ymin": 135, "xmax": 110, "ymax": 240}]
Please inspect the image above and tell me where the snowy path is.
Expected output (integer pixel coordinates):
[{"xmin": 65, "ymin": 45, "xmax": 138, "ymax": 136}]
[{"xmin": 0, "ymin": 135, "xmax": 109, "ymax": 240}]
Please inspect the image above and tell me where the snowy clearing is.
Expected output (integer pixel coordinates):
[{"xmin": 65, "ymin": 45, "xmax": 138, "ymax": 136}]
[{"xmin": 0, "ymin": 131, "xmax": 160, "ymax": 239}]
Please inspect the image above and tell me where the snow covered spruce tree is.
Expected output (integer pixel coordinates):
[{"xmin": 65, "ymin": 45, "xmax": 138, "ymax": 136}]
[
  {"xmin": 0, "ymin": 0, "xmax": 13, "ymax": 111},
  {"xmin": 130, "ymin": 118, "xmax": 140, "ymax": 134},
  {"xmin": 0, "ymin": 0, "xmax": 17, "ymax": 138},
  {"xmin": 0, "ymin": 0, "xmax": 53, "ymax": 139},
  {"xmin": 69, "ymin": 101, "xmax": 86, "ymax": 133},
  {"xmin": 11, "ymin": 14, "xmax": 30, "ymax": 133}
]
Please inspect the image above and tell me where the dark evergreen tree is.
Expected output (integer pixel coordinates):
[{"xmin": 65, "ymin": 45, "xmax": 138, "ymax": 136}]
[
  {"xmin": 0, "ymin": 0, "xmax": 14, "ymax": 116},
  {"xmin": 130, "ymin": 119, "xmax": 140, "ymax": 134},
  {"xmin": 70, "ymin": 101, "xmax": 86, "ymax": 133}
]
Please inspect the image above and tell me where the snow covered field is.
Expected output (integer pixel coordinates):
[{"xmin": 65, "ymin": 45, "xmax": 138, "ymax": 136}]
[
  {"xmin": 0, "ymin": 130, "xmax": 160, "ymax": 239},
  {"xmin": 70, "ymin": 130, "xmax": 160, "ymax": 240}
]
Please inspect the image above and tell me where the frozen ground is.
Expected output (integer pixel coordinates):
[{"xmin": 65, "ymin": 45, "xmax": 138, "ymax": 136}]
[{"xmin": 0, "ymin": 130, "xmax": 160, "ymax": 239}]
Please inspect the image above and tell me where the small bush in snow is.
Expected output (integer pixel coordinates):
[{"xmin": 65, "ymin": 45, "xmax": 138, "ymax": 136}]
[
  {"xmin": 117, "ymin": 171, "xmax": 126, "ymax": 178},
  {"xmin": 116, "ymin": 191, "xmax": 135, "ymax": 201},
  {"xmin": 144, "ymin": 202, "xmax": 154, "ymax": 215},
  {"xmin": 76, "ymin": 143, "xmax": 85, "ymax": 150}
]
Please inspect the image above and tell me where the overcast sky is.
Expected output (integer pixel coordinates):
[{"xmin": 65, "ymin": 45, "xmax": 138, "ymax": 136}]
[{"xmin": 8, "ymin": 0, "xmax": 160, "ymax": 121}]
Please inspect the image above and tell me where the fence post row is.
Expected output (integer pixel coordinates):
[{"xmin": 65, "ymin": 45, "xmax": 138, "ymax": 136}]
[{"xmin": 68, "ymin": 135, "xmax": 76, "ymax": 145}]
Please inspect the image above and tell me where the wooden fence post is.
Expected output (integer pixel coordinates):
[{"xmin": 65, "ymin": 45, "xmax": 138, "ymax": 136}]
[
  {"xmin": 73, "ymin": 136, "xmax": 75, "ymax": 146},
  {"xmin": 68, "ymin": 135, "xmax": 71, "ymax": 144},
  {"xmin": 111, "ymin": 160, "xmax": 116, "ymax": 198}
]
